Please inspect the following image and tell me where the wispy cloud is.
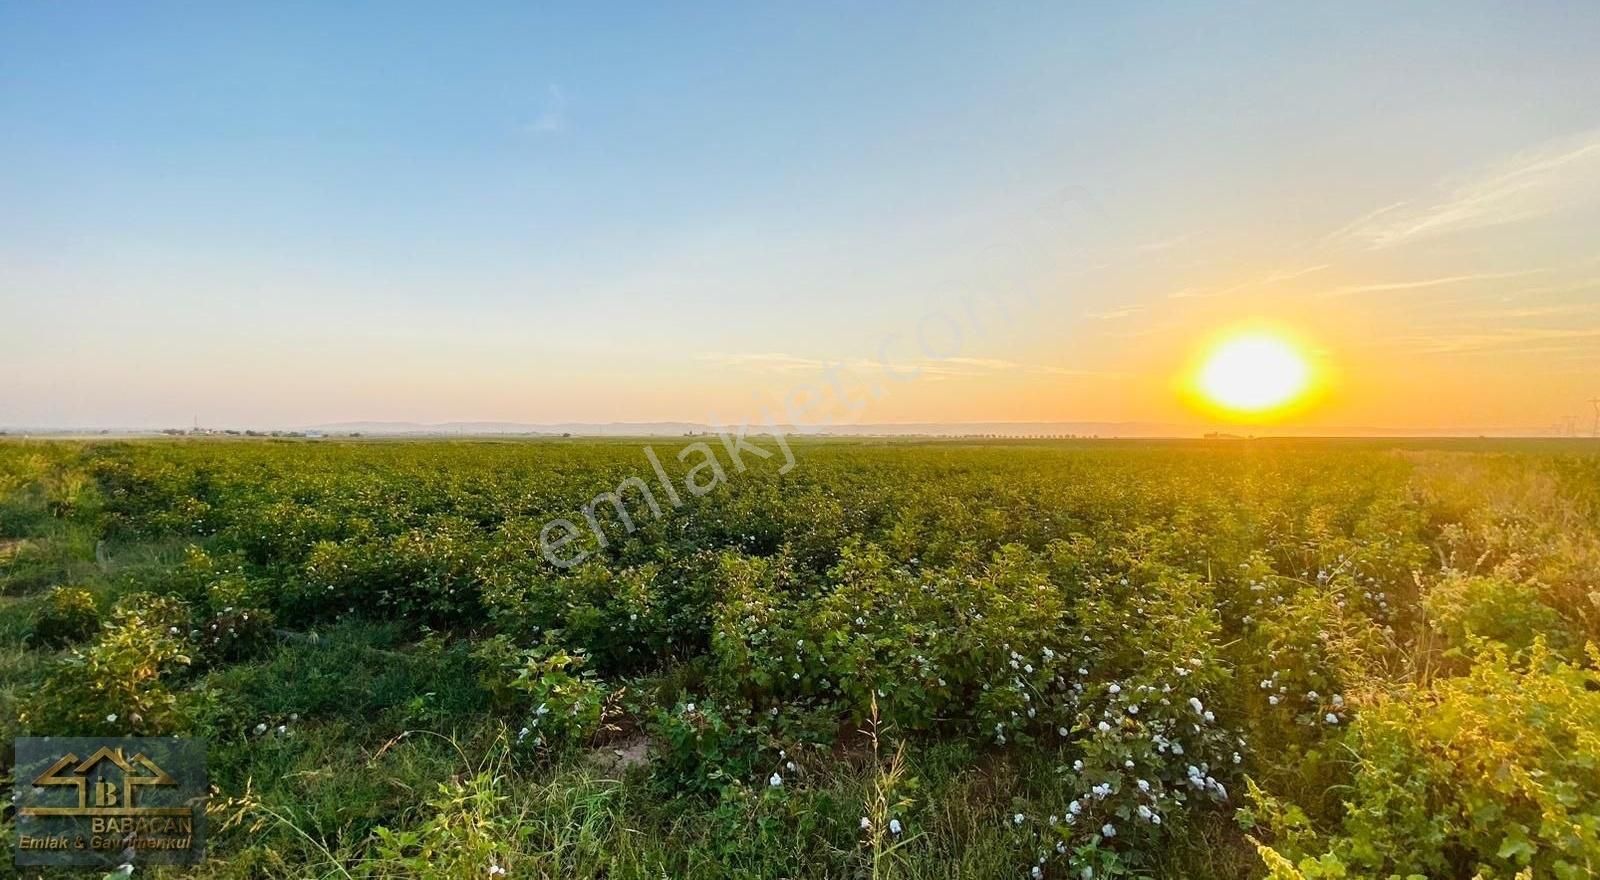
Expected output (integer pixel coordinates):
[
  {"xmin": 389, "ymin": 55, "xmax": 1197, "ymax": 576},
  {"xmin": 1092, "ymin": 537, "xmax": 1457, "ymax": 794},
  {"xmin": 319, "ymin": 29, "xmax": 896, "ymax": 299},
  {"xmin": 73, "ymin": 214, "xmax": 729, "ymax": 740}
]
[
  {"xmin": 1164, "ymin": 263, "xmax": 1326, "ymax": 300},
  {"xmin": 1263, "ymin": 264, "xmax": 1330, "ymax": 283},
  {"xmin": 696, "ymin": 352, "xmax": 1108, "ymax": 379},
  {"xmin": 1133, "ymin": 233, "xmax": 1190, "ymax": 253},
  {"xmin": 1459, "ymin": 302, "xmax": 1600, "ymax": 320},
  {"xmin": 695, "ymin": 352, "xmax": 845, "ymax": 373},
  {"xmin": 1329, "ymin": 130, "xmax": 1600, "ymax": 249},
  {"xmin": 1315, "ymin": 202, "xmax": 1409, "ymax": 248},
  {"xmin": 1320, "ymin": 269, "xmax": 1540, "ymax": 298},
  {"xmin": 1086, "ymin": 305, "xmax": 1146, "ymax": 320},
  {"xmin": 523, "ymin": 85, "xmax": 568, "ymax": 135},
  {"xmin": 933, "ymin": 357, "xmax": 1108, "ymax": 378},
  {"xmin": 1391, "ymin": 326, "xmax": 1600, "ymax": 355}
]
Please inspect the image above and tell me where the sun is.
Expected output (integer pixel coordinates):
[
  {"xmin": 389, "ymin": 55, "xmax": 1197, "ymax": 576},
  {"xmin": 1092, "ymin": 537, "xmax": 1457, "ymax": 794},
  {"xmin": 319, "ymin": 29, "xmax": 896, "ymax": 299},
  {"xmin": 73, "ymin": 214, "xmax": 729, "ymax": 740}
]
[{"xmin": 1195, "ymin": 332, "xmax": 1312, "ymax": 414}]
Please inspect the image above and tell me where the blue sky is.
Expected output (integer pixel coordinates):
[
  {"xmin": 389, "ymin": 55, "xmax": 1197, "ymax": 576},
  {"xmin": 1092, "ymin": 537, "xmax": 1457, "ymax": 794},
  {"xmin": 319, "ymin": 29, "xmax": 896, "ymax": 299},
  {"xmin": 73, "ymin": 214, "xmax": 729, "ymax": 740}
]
[{"xmin": 4, "ymin": 3, "xmax": 1599, "ymax": 430}]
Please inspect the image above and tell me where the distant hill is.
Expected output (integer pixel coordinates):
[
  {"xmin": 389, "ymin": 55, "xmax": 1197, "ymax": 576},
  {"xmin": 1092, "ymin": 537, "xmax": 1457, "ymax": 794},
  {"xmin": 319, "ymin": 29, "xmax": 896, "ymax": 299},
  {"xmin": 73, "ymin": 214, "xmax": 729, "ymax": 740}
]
[
  {"xmin": 0, "ymin": 420, "xmax": 1567, "ymax": 439},
  {"xmin": 304, "ymin": 420, "xmax": 1546, "ymax": 439}
]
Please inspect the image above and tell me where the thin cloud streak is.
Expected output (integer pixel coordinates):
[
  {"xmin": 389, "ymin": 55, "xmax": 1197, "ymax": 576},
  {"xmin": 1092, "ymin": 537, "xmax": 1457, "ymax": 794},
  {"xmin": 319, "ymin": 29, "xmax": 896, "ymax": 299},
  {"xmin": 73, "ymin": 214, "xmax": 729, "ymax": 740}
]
[
  {"xmin": 1390, "ymin": 327, "xmax": 1600, "ymax": 355},
  {"xmin": 1320, "ymin": 270, "xmax": 1541, "ymax": 298},
  {"xmin": 1086, "ymin": 306, "xmax": 1147, "ymax": 320},
  {"xmin": 696, "ymin": 352, "xmax": 1111, "ymax": 379},
  {"xmin": 1329, "ymin": 130, "xmax": 1600, "ymax": 249}
]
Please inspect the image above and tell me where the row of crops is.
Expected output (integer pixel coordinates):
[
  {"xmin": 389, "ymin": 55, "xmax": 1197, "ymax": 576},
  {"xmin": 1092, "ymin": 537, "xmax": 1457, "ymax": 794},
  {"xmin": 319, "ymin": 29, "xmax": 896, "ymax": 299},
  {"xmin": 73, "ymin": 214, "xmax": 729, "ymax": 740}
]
[{"xmin": 3, "ymin": 438, "xmax": 1598, "ymax": 878}]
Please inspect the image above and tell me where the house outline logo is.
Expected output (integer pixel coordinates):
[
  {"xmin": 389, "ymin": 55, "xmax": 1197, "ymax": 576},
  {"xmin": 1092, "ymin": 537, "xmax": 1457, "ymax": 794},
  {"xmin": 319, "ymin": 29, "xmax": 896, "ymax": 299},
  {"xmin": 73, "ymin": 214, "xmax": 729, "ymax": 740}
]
[{"xmin": 22, "ymin": 747, "xmax": 188, "ymax": 818}]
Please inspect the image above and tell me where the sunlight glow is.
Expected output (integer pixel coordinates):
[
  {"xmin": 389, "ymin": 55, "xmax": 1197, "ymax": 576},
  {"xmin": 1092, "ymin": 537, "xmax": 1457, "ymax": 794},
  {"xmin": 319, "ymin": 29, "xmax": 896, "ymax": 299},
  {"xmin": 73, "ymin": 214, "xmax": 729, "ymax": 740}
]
[{"xmin": 1196, "ymin": 332, "xmax": 1312, "ymax": 414}]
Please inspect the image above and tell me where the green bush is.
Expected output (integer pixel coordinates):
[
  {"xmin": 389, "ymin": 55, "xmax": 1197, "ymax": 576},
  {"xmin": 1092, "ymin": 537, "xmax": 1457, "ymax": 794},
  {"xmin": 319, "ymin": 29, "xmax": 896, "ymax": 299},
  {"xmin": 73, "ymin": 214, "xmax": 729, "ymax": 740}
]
[
  {"xmin": 472, "ymin": 636, "xmax": 609, "ymax": 752},
  {"xmin": 24, "ymin": 593, "xmax": 192, "ymax": 735},
  {"xmin": 1257, "ymin": 639, "xmax": 1600, "ymax": 879},
  {"xmin": 32, "ymin": 585, "xmax": 101, "ymax": 647},
  {"xmin": 648, "ymin": 699, "xmax": 767, "ymax": 798},
  {"xmin": 1424, "ymin": 574, "xmax": 1574, "ymax": 659}
]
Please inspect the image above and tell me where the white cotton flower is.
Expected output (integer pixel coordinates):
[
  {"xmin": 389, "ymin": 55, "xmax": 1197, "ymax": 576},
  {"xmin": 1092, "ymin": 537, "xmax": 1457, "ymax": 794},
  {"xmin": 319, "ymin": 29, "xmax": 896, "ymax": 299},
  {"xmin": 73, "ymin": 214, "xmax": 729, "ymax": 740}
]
[
  {"xmin": 1058, "ymin": 726, "xmax": 1069, "ymax": 737},
  {"xmin": 1268, "ymin": 695, "xmax": 1280, "ymax": 706},
  {"xmin": 1331, "ymin": 694, "xmax": 1344, "ymax": 707},
  {"xmin": 1136, "ymin": 779, "xmax": 1150, "ymax": 792},
  {"xmin": 1072, "ymin": 760, "xmax": 1084, "ymax": 772},
  {"xmin": 254, "ymin": 722, "xmax": 267, "ymax": 734},
  {"xmin": 1324, "ymin": 713, "xmax": 1340, "ymax": 725},
  {"xmin": 1101, "ymin": 823, "xmax": 1116, "ymax": 838},
  {"xmin": 1032, "ymin": 867, "xmax": 1043, "ymax": 880},
  {"xmin": 1097, "ymin": 721, "xmax": 1111, "ymax": 732},
  {"xmin": 889, "ymin": 818, "xmax": 903, "ymax": 835},
  {"xmin": 769, "ymin": 773, "xmax": 783, "ymax": 787},
  {"xmin": 106, "ymin": 713, "xmax": 118, "ymax": 724},
  {"xmin": 685, "ymin": 703, "xmax": 695, "ymax": 712},
  {"xmin": 1188, "ymin": 697, "xmax": 1204, "ymax": 715},
  {"xmin": 1108, "ymin": 683, "xmax": 1121, "ymax": 695},
  {"xmin": 860, "ymin": 816, "xmax": 872, "ymax": 831},
  {"xmin": 1013, "ymin": 813, "xmax": 1025, "ymax": 825},
  {"xmin": 1203, "ymin": 710, "xmax": 1215, "ymax": 723},
  {"xmin": 1136, "ymin": 805, "xmax": 1153, "ymax": 821}
]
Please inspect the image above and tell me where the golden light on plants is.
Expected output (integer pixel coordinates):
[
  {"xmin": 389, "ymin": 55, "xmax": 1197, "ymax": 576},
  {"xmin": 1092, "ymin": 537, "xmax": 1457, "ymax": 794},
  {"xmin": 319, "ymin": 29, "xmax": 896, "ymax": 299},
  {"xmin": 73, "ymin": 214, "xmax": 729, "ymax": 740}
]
[{"xmin": 1192, "ymin": 330, "xmax": 1314, "ymax": 417}]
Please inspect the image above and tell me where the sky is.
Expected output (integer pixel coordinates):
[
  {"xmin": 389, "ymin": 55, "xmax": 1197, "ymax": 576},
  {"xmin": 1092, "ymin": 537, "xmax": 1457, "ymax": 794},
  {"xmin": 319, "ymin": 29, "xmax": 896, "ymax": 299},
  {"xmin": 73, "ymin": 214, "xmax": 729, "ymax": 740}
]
[{"xmin": 3, "ymin": 2, "xmax": 1599, "ymax": 433}]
